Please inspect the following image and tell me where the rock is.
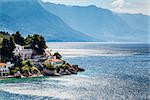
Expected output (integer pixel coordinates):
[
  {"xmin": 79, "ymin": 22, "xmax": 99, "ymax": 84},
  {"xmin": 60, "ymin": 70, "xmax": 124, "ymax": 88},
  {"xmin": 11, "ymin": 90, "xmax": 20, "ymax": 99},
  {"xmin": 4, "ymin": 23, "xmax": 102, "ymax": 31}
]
[
  {"xmin": 14, "ymin": 73, "xmax": 21, "ymax": 78},
  {"xmin": 13, "ymin": 71, "xmax": 22, "ymax": 78},
  {"xmin": 59, "ymin": 69, "xmax": 71, "ymax": 75},
  {"xmin": 78, "ymin": 67, "xmax": 85, "ymax": 72},
  {"xmin": 42, "ymin": 68, "xmax": 60, "ymax": 76},
  {"xmin": 72, "ymin": 65, "xmax": 79, "ymax": 71},
  {"xmin": 72, "ymin": 65, "xmax": 85, "ymax": 72},
  {"xmin": 68, "ymin": 68, "xmax": 77, "ymax": 74},
  {"xmin": 22, "ymin": 73, "xmax": 30, "ymax": 77}
]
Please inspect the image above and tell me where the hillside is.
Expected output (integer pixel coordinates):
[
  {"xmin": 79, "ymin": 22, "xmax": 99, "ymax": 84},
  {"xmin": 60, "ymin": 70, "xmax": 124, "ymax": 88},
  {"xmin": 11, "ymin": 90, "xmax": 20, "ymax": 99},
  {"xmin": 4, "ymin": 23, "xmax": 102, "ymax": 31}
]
[
  {"xmin": 42, "ymin": 2, "xmax": 149, "ymax": 42},
  {"xmin": 0, "ymin": 0, "xmax": 94, "ymax": 42}
]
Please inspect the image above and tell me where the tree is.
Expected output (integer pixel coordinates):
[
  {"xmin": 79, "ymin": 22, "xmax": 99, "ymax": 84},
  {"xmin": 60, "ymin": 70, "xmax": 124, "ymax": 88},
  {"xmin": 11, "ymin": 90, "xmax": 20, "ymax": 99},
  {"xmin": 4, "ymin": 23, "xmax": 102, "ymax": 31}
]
[
  {"xmin": 1, "ymin": 37, "xmax": 15, "ymax": 62},
  {"xmin": 53, "ymin": 52, "xmax": 62, "ymax": 59},
  {"xmin": 25, "ymin": 34, "xmax": 47, "ymax": 55},
  {"xmin": 12, "ymin": 31, "xmax": 25, "ymax": 46},
  {"xmin": 24, "ymin": 35, "xmax": 32, "ymax": 45}
]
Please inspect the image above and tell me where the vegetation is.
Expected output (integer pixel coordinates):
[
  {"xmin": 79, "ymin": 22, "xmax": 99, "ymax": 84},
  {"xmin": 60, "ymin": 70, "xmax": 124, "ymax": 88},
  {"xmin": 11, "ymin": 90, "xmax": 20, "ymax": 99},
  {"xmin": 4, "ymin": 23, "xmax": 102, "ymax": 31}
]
[
  {"xmin": 0, "ymin": 31, "xmax": 47, "ymax": 75},
  {"xmin": 12, "ymin": 31, "xmax": 25, "ymax": 46},
  {"xmin": 21, "ymin": 60, "xmax": 32, "ymax": 74},
  {"xmin": 12, "ymin": 31, "xmax": 47, "ymax": 55},
  {"xmin": 0, "ymin": 31, "xmax": 15, "ymax": 62},
  {"xmin": 60, "ymin": 63, "xmax": 70, "ymax": 69},
  {"xmin": 24, "ymin": 34, "xmax": 47, "ymax": 55},
  {"xmin": 0, "ymin": 31, "xmax": 47, "ymax": 62},
  {"xmin": 22, "ymin": 60, "xmax": 33, "ymax": 67},
  {"xmin": 53, "ymin": 52, "xmax": 62, "ymax": 59},
  {"xmin": 43, "ymin": 60, "xmax": 55, "ymax": 70}
]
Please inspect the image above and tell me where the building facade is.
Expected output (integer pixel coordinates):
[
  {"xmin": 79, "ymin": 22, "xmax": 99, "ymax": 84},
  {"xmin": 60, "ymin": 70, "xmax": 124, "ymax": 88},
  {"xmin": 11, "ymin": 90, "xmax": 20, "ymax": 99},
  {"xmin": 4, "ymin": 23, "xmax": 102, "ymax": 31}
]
[{"xmin": 14, "ymin": 44, "xmax": 33, "ymax": 60}]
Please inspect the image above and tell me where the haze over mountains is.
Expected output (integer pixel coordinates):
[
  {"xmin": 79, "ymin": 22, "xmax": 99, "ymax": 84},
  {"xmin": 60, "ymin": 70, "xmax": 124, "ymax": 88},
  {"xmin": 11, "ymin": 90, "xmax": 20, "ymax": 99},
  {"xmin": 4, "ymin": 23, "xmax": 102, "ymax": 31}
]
[
  {"xmin": 0, "ymin": 0, "xmax": 93, "ymax": 42},
  {"xmin": 42, "ymin": 2, "xmax": 149, "ymax": 42},
  {"xmin": 0, "ymin": 0, "xmax": 149, "ymax": 42}
]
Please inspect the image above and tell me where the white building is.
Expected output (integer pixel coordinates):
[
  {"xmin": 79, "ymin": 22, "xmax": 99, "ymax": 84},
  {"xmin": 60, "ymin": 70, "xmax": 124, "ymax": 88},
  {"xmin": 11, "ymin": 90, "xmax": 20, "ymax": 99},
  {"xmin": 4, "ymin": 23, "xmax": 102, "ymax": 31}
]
[
  {"xmin": 14, "ymin": 44, "xmax": 24, "ymax": 53},
  {"xmin": 14, "ymin": 44, "xmax": 33, "ymax": 60},
  {"xmin": 22, "ymin": 49, "xmax": 33, "ymax": 60}
]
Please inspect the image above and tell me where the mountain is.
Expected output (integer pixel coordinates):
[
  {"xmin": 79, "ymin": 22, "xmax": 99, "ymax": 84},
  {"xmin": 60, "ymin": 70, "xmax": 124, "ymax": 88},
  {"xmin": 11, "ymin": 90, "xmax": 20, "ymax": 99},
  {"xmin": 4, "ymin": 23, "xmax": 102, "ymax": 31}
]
[
  {"xmin": 41, "ymin": 2, "xmax": 150, "ymax": 42},
  {"xmin": 0, "ymin": 0, "xmax": 94, "ymax": 42}
]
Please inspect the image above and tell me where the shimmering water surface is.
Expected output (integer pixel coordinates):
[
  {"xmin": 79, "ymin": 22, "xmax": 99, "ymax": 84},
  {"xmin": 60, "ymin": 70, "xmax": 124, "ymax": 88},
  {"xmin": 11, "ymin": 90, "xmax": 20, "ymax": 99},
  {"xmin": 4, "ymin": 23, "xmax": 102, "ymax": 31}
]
[{"xmin": 0, "ymin": 42, "xmax": 149, "ymax": 100}]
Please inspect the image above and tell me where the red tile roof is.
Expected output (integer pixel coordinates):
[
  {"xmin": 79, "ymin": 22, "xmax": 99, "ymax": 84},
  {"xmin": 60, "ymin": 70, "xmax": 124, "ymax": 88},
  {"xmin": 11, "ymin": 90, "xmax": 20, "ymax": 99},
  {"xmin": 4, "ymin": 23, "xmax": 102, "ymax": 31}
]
[
  {"xmin": 0, "ymin": 63, "xmax": 7, "ymax": 67},
  {"xmin": 48, "ymin": 59, "xmax": 63, "ymax": 62},
  {"xmin": 52, "ymin": 59, "xmax": 63, "ymax": 62}
]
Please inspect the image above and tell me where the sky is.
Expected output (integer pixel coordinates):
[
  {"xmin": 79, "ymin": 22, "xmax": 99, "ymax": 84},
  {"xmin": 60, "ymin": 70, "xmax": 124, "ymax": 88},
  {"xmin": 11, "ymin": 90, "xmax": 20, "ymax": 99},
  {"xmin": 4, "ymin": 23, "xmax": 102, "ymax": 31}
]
[{"xmin": 42, "ymin": 0, "xmax": 150, "ymax": 16}]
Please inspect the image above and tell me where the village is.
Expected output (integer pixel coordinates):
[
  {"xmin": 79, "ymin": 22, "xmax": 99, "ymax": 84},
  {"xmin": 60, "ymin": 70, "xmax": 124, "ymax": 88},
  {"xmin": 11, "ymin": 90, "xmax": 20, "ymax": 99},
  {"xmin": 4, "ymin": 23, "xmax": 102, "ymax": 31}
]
[{"xmin": 0, "ymin": 31, "xmax": 84, "ymax": 79}]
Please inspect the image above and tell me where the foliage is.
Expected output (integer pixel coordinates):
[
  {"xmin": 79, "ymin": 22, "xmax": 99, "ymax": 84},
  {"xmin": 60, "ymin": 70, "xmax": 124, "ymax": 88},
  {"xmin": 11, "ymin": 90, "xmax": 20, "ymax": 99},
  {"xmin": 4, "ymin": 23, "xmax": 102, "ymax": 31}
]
[
  {"xmin": 53, "ymin": 52, "xmax": 62, "ymax": 59},
  {"xmin": 60, "ymin": 63, "xmax": 70, "ymax": 69},
  {"xmin": 44, "ymin": 60, "xmax": 55, "ymax": 70},
  {"xmin": 11, "ymin": 69, "xmax": 18, "ymax": 74},
  {"xmin": 22, "ymin": 65, "xmax": 30, "ymax": 73},
  {"xmin": 22, "ymin": 62, "xmax": 40, "ymax": 74},
  {"xmin": 31, "ymin": 66, "xmax": 40, "ymax": 74},
  {"xmin": 24, "ymin": 34, "xmax": 47, "ymax": 55},
  {"xmin": 13, "ymin": 55, "xmax": 23, "ymax": 65},
  {"xmin": 12, "ymin": 31, "xmax": 25, "ymax": 46},
  {"xmin": 0, "ymin": 36, "xmax": 15, "ymax": 62},
  {"xmin": 1, "ymin": 31, "xmax": 47, "ymax": 62},
  {"xmin": 10, "ymin": 67, "xmax": 20, "ymax": 74},
  {"xmin": 22, "ymin": 60, "xmax": 33, "ymax": 67}
]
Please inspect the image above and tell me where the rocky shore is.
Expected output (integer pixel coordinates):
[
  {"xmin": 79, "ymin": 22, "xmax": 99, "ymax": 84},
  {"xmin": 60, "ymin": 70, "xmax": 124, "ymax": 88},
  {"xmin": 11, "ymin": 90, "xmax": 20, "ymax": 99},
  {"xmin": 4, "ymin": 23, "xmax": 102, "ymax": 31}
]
[
  {"xmin": 41, "ymin": 64, "xmax": 84, "ymax": 76},
  {"xmin": 0, "ymin": 55, "xmax": 85, "ymax": 79}
]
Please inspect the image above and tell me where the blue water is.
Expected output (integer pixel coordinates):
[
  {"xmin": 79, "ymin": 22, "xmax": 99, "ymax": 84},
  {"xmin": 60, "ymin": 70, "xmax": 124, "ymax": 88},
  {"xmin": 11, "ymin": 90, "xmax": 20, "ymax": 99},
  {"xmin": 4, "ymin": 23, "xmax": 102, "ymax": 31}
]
[{"xmin": 0, "ymin": 42, "xmax": 149, "ymax": 100}]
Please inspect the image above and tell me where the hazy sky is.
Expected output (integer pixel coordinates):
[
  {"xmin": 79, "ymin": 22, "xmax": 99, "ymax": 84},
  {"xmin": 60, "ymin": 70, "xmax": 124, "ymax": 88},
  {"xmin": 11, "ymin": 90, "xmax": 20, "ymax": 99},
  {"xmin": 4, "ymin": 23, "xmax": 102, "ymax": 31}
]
[{"xmin": 42, "ymin": 0, "xmax": 150, "ymax": 15}]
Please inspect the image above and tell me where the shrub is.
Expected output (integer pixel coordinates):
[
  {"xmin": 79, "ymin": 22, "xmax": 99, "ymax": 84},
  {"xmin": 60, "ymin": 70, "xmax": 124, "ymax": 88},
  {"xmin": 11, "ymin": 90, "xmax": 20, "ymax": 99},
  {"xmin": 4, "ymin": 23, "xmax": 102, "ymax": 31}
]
[
  {"xmin": 31, "ymin": 66, "xmax": 40, "ymax": 74},
  {"xmin": 53, "ymin": 52, "xmax": 62, "ymax": 59},
  {"xmin": 22, "ymin": 65, "xmax": 30, "ymax": 73},
  {"xmin": 11, "ymin": 69, "xmax": 18, "ymax": 74},
  {"xmin": 22, "ymin": 60, "xmax": 33, "ymax": 67},
  {"xmin": 44, "ymin": 61, "xmax": 55, "ymax": 70}
]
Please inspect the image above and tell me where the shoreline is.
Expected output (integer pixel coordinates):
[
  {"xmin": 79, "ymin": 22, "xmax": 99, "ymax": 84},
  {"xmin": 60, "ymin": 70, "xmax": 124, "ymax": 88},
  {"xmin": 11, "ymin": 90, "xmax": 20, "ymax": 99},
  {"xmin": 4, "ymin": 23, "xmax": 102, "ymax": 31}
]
[{"xmin": 0, "ymin": 63, "xmax": 85, "ymax": 80}]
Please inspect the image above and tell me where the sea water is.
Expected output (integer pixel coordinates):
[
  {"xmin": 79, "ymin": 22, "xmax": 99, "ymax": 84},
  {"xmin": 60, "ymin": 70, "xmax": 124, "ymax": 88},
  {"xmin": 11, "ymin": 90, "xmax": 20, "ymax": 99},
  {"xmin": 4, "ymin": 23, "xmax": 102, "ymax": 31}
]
[{"xmin": 0, "ymin": 42, "xmax": 149, "ymax": 100}]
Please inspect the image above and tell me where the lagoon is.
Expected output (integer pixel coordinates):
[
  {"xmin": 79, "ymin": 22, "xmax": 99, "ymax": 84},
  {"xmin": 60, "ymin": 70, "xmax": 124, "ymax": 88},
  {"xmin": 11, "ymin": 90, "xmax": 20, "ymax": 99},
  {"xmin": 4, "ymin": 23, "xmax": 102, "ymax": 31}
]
[{"xmin": 0, "ymin": 42, "xmax": 149, "ymax": 100}]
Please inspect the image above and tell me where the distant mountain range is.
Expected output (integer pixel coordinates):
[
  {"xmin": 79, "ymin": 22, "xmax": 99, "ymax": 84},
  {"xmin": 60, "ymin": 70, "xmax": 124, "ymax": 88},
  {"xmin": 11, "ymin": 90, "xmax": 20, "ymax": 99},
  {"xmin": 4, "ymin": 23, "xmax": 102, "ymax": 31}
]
[
  {"xmin": 0, "ymin": 0, "xmax": 149, "ymax": 42},
  {"xmin": 0, "ymin": 0, "xmax": 94, "ymax": 42},
  {"xmin": 42, "ymin": 2, "xmax": 149, "ymax": 42}
]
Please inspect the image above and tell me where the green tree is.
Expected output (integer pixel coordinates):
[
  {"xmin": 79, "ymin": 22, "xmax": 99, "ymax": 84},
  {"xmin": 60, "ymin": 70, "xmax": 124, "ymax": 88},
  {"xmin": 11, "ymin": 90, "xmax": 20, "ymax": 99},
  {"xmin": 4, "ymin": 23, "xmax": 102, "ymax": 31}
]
[
  {"xmin": 53, "ymin": 52, "xmax": 62, "ymax": 59},
  {"xmin": 25, "ymin": 34, "xmax": 47, "ymax": 55},
  {"xmin": 12, "ymin": 31, "xmax": 25, "ymax": 46},
  {"xmin": 1, "ymin": 37, "xmax": 15, "ymax": 62}
]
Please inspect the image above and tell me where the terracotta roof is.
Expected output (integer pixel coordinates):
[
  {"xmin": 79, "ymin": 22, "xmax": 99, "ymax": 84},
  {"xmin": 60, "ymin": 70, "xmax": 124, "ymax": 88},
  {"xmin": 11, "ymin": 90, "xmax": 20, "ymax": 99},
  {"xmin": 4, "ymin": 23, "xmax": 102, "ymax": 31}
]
[
  {"xmin": 48, "ymin": 59, "xmax": 63, "ymax": 62},
  {"xmin": 0, "ymin": 63, "xmax": 7, "ymax": 67},
  {"xmin": 52, "ymin": 59, "xmax": 63, "ymax": 62}
]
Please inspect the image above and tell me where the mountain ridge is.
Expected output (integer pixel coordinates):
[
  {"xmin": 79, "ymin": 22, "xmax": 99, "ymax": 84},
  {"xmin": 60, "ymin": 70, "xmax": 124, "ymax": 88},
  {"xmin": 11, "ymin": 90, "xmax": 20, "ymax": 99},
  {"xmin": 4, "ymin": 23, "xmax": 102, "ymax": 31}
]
[
  {"xmin": 0, "ymin": 0, "xmax": 95, "ymax": 42},
  {"xmin": 0, "ymin": 0, "xmax": 149, "ymax": 42},
  {"xmin": 41, "ymin": 2, "xmax": 149, "ymax": 42}
]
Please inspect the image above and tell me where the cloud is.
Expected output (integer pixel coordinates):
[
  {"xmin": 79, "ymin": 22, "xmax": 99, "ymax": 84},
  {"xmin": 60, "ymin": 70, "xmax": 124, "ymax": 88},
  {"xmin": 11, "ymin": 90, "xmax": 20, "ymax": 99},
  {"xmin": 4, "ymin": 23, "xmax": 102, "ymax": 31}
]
[
  {"xmin": 111, "ymin": 0, "xmax": 150, "ymax": 15},
  {"xmin": 111, "ymin": 0, "xmax": 125, "ymax": 11}
]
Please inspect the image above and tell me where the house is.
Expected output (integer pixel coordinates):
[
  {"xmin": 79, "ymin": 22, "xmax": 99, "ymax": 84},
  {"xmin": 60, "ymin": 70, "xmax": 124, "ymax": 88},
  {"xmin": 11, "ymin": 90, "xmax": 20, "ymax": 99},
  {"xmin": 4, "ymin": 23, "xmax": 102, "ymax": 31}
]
[
  {"xmin": 0, "ymin": 62, "xmax": 14, "ymax": 76},
  {"xmin": 14, "ymin": 44, "xmax": 33, "ymax": 60},
  {"xmin": 22, "ymin": 49, "xmax": 33, "ymax": 60},
  {"xmin": 14, "ymin": 44, "xmax": 24, "ymax": 53}
]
